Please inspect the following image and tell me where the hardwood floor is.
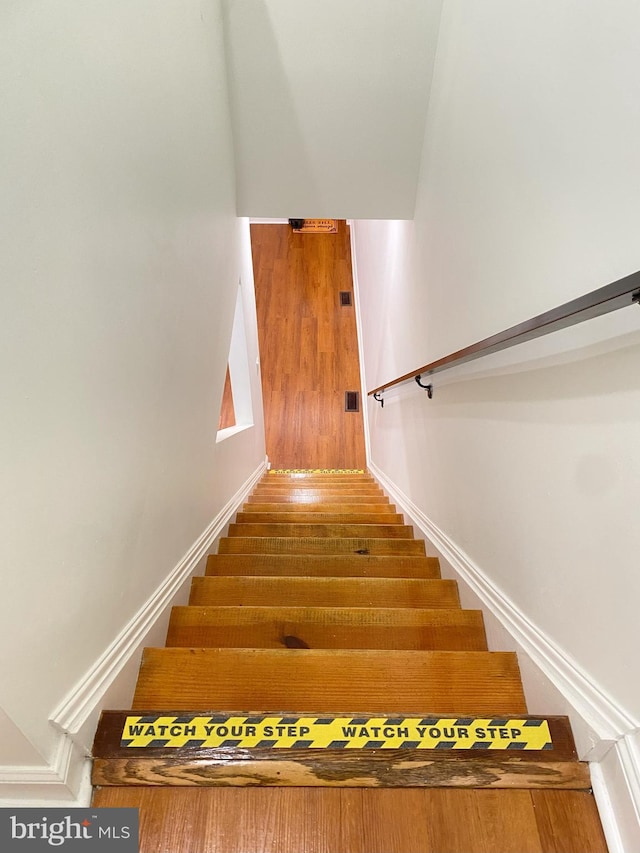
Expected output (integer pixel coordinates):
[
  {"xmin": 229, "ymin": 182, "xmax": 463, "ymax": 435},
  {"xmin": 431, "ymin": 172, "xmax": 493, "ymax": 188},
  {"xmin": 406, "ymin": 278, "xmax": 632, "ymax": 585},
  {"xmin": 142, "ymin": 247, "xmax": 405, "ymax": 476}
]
[
  {"xmin": 92, "ymin": 787, "xmax": 608, "ymax": 853},
  {"xmin": 251, "ymin": 220, "xmax": 366, "ymax": 469}
]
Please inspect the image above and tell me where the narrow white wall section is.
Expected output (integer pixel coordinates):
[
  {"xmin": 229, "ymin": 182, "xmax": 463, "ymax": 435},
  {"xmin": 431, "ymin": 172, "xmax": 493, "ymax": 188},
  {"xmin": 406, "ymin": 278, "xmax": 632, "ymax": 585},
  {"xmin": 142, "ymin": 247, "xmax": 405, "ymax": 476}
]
[
  {"xmin": 223, "ymin": 0, "xmax": 443, "ymax": 218},
  {"xmin": 413, "ymin": 0, "xmax": 640, "ymax": 359},
  {"xmin": 0, "ymin": 711, "xmax": 45, "ymax": 768},
  {"xmin": 0, "ymin": 0, "xmax": 265, "ymax": 797}
]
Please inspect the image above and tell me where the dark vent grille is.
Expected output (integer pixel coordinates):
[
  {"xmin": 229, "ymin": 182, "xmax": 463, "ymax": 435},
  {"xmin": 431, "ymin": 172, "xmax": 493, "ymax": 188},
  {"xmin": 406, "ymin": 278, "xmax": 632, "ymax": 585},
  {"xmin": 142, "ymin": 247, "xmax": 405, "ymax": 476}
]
[
  {"xmin": 345, "ymin": 391, "xmax": 360, "ymax": 412},
  {"xmin": 339, "ymin": 291, "xmax": 353, "ymax": 306}
]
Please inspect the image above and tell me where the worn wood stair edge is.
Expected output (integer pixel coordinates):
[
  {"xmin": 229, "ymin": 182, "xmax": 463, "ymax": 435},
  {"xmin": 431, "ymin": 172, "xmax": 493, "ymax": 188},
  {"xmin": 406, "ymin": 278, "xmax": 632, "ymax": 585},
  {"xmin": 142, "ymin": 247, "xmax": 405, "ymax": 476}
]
[
  {"xmin": 91, "ymin": 756, "xmax": 591, "ymax": 790},
  {"xmin": 92, "ymin": 711, "xmax": 589, "ymax": 790}
]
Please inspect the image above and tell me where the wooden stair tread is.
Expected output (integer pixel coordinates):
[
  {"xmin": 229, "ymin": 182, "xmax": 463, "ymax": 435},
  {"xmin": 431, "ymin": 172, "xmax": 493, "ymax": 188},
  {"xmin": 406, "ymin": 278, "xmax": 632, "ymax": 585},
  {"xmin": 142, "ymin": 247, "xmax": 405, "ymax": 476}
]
[
  {"xmin": 256, "ymin": 472, "xmax": 380, "ymax": 482},
  {"xmin": 166, "ymin": 606, "xmax": 487, "ymax": 650},
  {"xmin": 228, "ymin": 523, "xmax": 414, "ymax": 539},
  {"xmin": 252, "ymin": 489, "xmax": 384, "ymax": 498},
  {"xmin": 242, "ymin": 502, "xmax": 398, "ymax": 514},
  {"xmin": 246, "ymin": 494, "xmax": 391, "ymax": 504},
  {"xmin": 132, "ymin": 648, "xmax": 528, "ymax": 714},
  {"xmin": 189, "ymin": 576, "xmax": 460, "ymax": 608},
  {"xmin": 263, "ymin": 474, "xmax": 374, "ymax": 482},
  {"xmin": 235, "ymin": 512, "xmax": 405, "ymax": 524},
  {"xmin": 206, "ymin": 554, "xmax": 441, "ymax": 578},
  {"xmin": 218, "ymin": 537, "xmax": 426, "ymax": 556}
]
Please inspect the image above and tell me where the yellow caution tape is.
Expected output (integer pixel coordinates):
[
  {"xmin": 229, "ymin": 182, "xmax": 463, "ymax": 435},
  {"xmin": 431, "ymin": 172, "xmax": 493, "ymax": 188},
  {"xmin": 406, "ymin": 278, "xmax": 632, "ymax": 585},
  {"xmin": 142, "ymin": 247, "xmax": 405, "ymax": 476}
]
[{"xmin": 121, "ymin": 715, "xmax": 552, "ymax": 751}]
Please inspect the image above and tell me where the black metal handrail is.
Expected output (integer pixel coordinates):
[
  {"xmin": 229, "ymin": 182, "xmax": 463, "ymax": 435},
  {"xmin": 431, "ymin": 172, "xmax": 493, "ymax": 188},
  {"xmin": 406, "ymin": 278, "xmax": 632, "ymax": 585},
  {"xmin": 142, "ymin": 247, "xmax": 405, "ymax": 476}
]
[{"xmin": 368, "ymin": 270, "xmax": 640, "ymax": 401}]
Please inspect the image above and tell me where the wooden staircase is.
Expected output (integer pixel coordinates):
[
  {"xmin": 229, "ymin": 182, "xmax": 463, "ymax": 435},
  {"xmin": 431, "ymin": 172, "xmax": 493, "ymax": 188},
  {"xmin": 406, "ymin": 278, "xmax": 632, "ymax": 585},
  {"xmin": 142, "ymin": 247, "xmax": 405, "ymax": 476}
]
[{"xmin": 92, "ymin": 472, "xmax": 608, "ymax": 852}]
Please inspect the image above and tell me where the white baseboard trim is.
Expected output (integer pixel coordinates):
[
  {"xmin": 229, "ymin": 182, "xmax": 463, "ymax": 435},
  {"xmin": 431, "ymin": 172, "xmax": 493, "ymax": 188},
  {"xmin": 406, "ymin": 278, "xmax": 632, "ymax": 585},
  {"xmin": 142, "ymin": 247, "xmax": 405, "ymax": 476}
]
[
  {"xmin": 591, "ymin": 732, "xmax": 640, "ymax": 853},
  {"xmin": 0, "ymin": 735, "xmax": 91, "ymax": 807},
  {"xmin": 368, "ymin": 460, "xmax": 640, "ymax": 849},
  {"xmin": 0, "ymin": 462, "xmax": 265, "ymax": 806}
]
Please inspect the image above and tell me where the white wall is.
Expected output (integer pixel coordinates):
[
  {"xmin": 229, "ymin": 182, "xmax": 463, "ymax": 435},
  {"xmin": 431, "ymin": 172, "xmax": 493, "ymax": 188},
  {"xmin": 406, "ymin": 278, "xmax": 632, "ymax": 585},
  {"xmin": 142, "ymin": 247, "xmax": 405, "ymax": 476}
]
[
  {"xmin": 353, "ymin": 0, "xmax": 640, "ymax": 843},
  {"xmin": 0, "ymin": 0, "xmax": 265, "ymax": 801},
  {"xmin": 222, "ymin": 0, "xmax": 443, "ymax": 219}
]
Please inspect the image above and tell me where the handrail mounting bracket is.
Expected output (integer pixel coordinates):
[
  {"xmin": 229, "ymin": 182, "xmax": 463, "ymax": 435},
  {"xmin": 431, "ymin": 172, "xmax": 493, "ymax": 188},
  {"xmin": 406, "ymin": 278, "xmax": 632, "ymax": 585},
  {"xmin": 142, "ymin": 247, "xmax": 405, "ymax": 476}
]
[{"xmin": 415, "ymin": 375, "xmax": 433, "ymax": 399}]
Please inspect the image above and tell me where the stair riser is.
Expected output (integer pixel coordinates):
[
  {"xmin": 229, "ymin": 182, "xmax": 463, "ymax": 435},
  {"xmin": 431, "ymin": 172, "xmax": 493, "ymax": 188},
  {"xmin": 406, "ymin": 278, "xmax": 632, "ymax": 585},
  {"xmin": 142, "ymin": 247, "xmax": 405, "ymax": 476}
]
[
  {"xmin": 188, "ymin": 577, "xmax": 460, "ymax": 609},
  {"xmin": 235, "ymin": 513, "xmax": 405, "ymax": 525},
  {"xmin": 166, "ymin": 607, "xmax": 487, "ymax": 650},
  {"xmin": 228, "ymin": 523, "xmax": 414, "ymax": 539},
  {"xmin": 252, "ymin": 488, "xmax": 384, "ymax": 496},
  {"xmin": 258, "ymin": 477, "xmax": 378, "ymax": 485},
  {"xmin": 218, "ymin": 538, "xmax": 426, "ymax": 556},
  {"xmin": 246, "ymin": 495, "xmax": 391, "ymax": 504},
  {"xmin": 263, "ymin": 476, "xmax": 374, "ymax": 483},
  {"xmin": 205, "ymin": 554, "xmax": 441, "ymax": 579},
  {"xmin": 242, "ymin": 503, "xmax": 399, "ymax": 515}
]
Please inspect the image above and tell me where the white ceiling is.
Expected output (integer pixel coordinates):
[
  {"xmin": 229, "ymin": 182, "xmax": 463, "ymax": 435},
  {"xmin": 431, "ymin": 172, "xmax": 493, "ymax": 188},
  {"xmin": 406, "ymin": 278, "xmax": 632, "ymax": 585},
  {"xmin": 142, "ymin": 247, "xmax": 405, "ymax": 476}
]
[{"xmin": 222, "ymin": 0, "xmax": 444, "ymax": 219}]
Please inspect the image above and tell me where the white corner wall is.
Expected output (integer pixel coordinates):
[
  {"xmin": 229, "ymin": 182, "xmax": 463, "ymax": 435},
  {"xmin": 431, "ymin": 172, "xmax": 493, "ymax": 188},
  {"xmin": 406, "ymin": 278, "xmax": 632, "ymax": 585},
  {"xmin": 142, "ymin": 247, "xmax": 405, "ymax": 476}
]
[
  {"xmin": 353, "ymin": 0, "xmax": 640, "ymax": 846},
  {"xmin": 0, "ymin": 0, "xmax": 265, "ymax": 804},
  {"xmin": 222, "ymin": 0, "xmax": 443, "ymax": 219}
]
